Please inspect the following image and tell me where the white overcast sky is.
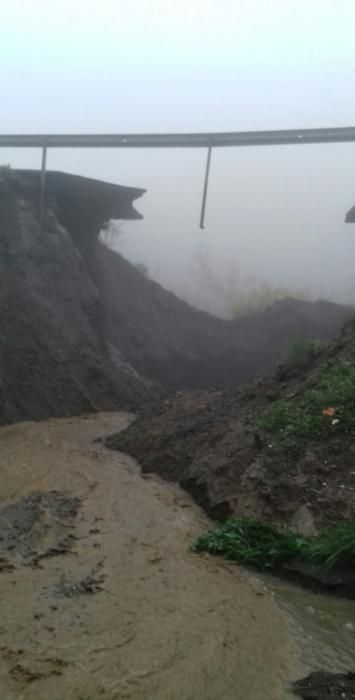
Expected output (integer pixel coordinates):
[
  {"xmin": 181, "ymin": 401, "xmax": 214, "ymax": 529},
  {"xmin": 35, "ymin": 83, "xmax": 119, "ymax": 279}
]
[{"xmin": 1, "ymin": 0, "xmax": 355, "ymax": 304}]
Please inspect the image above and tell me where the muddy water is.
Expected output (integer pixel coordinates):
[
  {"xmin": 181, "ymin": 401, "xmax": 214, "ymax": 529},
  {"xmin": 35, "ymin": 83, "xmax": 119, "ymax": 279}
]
[
  {"xmin": 266, "ymin": 576, "xmax": 355, "ymax": 674},
  {"xmin": 235, "ymin": 565, "xmax": 355, "ymax": 689},
  {"xmin": 0, "ymin": 412, "xmax": 298, "ymax": 700}
]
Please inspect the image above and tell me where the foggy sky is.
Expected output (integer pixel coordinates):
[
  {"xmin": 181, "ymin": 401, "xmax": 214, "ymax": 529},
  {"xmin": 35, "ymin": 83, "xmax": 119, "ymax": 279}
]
[{"xmin": 2, "ymin": 0, "xmax": 355, "ymax": 307}]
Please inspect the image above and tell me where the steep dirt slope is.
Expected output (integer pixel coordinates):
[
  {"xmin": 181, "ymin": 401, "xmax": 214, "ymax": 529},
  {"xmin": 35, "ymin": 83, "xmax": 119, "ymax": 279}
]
[
  {"xmin": 107, "ymin": 320, "xmax": 355, "ymax": 537},
  {"xmin": 0, "ymin": 171, "xmax": 155, "ymax": 425},
  {"xmin": 94, "ymin": 241, "xmax": 354, "ymax": 389}
]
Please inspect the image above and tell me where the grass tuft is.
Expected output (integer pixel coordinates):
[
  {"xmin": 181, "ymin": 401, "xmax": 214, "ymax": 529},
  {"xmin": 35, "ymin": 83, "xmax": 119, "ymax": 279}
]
[
  {"xmin": 193, "ymin": 516, "xmax": 355, "ymax": 572},
  {"xmin": 192, "ymin": 517, "xmax": 307, "ymax": 569},
  {"xmin": 256, "ymin": 365, "xmax": 355, "ymax": 442},
  {"xmin": 307, "ymin": 523, "xmax": 355, "ymax": 569}
]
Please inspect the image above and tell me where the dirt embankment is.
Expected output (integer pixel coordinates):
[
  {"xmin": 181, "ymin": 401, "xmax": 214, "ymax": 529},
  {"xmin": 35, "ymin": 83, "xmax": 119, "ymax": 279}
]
[
  {"xmin": 107, "ymin": 322, "xmax": 355, "ymax": 542},
  {"xmin": 0, "ymin": 171, "xmax": 157, "ymax": 425},
  {"xmin": 0, "ymin": 413, "xmax": 298, "ymax": 699}
]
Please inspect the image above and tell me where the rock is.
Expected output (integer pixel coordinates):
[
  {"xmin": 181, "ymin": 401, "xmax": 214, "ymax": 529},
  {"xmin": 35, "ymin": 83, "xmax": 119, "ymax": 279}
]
[
  {"xmin": 293, "ymin": 670, "xmax": 355, "ymax": 699},
  {"xmin": 291, "ymin": 505, "xmax": 316, "ymax": 536},
  {"xmin": 306, "ymin": 606, "xmax": 315, "ymax": 615}
]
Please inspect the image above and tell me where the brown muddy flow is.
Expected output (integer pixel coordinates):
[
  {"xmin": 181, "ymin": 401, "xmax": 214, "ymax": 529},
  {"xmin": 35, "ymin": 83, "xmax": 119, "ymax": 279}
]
[{"xmin": 0, "ymin": 413, "xmax": 298, "ymax": 699}]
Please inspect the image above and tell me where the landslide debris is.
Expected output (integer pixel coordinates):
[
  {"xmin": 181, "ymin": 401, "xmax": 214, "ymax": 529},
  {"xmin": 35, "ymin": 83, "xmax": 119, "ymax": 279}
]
[{"xmin": 107, "ymin": 321, "xmax": 355, "ymax": 533}]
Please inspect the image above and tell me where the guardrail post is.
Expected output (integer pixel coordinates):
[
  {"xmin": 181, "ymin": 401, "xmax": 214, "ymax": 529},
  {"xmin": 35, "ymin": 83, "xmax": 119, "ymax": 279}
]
[
  {"xmin": 199, "ymin": 144, "xmax": 213, "ymax": 229},
  {"xmin": 39, "ymin": 144, "xmax": 47, "ymax": 227}
]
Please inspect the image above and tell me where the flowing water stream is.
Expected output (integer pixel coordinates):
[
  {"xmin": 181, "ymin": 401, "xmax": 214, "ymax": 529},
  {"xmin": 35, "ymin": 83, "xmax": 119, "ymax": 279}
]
[{"xmin": 257, "ymin": 572, "xmax": 355, "ymax": 684}]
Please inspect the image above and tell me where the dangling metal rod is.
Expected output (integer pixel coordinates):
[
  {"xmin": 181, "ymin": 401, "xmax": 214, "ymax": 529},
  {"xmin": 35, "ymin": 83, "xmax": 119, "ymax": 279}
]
[
  {"xmin": 199, "ymin": 144, "xmax": 213, "ymax": 229},
  {"xmin": 39, "ymin": 144, "xmax": 47, "ymax": 228}
]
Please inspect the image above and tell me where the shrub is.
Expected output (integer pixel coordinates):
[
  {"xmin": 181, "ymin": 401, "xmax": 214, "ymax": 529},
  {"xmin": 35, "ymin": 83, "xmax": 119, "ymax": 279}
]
[
  {"xmin": 282, "ymin": 337, "xmax": 327, "ymax": 369},
  {"xmin": 0, "ymin": 165, "xmax": 14, "ymax": 202},
  {"xmin": 0, "ymin": 165, "xmax": 12, "ymax": 187},
  {"xmin": 229, "ymin": 283, "xmax": 306, "ymax": 318},
  {"xmin": 0, "ymin": 164, "xmax": 11, "ymax": 179},
  {"xmin": 187, "ymin": 250, "xmax": 310, "ymax": 319}
]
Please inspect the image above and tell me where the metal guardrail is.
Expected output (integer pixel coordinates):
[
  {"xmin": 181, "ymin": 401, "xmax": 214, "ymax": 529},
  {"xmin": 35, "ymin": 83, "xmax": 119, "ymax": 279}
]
[
  {"xmin": 1, "ymin": 126, "xmax": 355, "ymax": 148},
  {"xmin": 2, "ymin": 127, "xmax": 355, "ymax": 227}
]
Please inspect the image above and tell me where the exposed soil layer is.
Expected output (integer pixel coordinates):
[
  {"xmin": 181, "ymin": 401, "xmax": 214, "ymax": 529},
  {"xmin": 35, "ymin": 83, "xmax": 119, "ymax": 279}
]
[
  {"xmin": 107, "ymin": 321, "xmax": 355, "ymax": 595},
  {"xmin": 293, "ymin": 671, "xmax": 355, "ymax": 699},
  {"xmin": 0, "ymin": 412, "xmax": 298, "ymax": 699}
]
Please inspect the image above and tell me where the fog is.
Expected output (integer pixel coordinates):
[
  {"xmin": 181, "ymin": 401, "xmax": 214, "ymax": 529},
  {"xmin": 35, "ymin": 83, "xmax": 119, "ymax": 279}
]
[{"xmin": 2, "ymin": 0, "xmax": 355, "ymax": 314}]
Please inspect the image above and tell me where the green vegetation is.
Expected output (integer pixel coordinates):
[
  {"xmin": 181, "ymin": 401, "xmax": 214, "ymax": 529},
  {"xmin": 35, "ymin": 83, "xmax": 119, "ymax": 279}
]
[
  {"xmin": 0, "ymin": 165, "xmax": 14, "ymax": 205},
  {"xmin": 193, "ymin": 517, "xmax": 305, "ymax": 568},
  {"xmin": 282, "ymin": 336, "xmax": 328, "ymax": 369},
  {"xmin": 229, "ymin": 282, "xmax": 305, "ymax": 318},
  {"xmin": 0, "ymin": 165, "xmax": 11, "ymax": 178},
  {"xmin": 0, "ymin": 165, "xmax": 13, "ymax": 194},
  {"xmin": 193, "ymin": 516, "xmax": 355, "ymax": 571},
  {"xmin": 307, "ymin": 523, "xmax": 355, "ymax": 569},
  {"xmin": 188, "ymin": 249, "xmax": 311, "ymax": 319},
  {"xmin": 257, "ymin": 365, "xmax": 355, "ymax": 441}
]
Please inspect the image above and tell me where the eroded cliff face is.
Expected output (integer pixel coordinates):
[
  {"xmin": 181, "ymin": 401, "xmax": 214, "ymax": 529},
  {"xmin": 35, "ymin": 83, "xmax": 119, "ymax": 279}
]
[{"xmin": 0, "ymin": 170, "xmax": 154, "ymax": 425}]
